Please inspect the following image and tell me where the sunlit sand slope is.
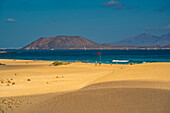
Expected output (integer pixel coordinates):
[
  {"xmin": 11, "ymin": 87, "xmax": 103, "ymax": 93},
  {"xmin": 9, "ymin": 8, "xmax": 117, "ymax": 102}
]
[{"xmin": 14, "ymin": 82, "xmax": 170, "ymax": 113}]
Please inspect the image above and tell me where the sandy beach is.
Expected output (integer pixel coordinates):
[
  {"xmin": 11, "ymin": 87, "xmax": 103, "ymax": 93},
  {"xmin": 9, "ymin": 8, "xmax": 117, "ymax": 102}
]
[{"xmin": 0, "ymin": 59, "xmax": 170, "ymax": 113}]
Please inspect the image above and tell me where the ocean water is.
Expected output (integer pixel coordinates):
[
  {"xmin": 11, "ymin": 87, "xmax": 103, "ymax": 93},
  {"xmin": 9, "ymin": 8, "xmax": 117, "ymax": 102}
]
[{"xmin": 0, "ymin": 49, "xmax": 170, "ymax": 64}]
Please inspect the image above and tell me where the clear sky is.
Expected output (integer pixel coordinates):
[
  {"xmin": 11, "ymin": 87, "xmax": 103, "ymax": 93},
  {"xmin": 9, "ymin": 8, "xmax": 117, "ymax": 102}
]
[{"xmin": 0, "ymin": 0, "xmax": 170, "ymax": 48}]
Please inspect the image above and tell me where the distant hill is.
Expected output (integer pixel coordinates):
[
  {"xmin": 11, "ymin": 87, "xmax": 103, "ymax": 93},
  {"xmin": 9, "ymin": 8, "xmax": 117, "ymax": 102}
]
[
  {"xmin": 110, "ymin": 33, "xmax": 170, "ymax": 46},
  {"xmin": 22, "ymin": 36, "xmax": 117, "ymax": 50},
  {"xmin": 164, "ymin": 44, "xmax": 170, "ymax": 48},
  {"xmin": 157, "ymin": 33, "xmax": 170, "ymax": 46}
]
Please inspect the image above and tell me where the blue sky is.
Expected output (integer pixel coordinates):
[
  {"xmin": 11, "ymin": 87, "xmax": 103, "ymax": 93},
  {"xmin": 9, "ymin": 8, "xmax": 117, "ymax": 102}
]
[{"xmin": 0, "ymin": 0, "xmax": 170, "ymax": 47}]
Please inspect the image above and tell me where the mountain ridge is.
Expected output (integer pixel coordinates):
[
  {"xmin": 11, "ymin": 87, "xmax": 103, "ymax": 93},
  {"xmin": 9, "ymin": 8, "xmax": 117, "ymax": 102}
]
[
  {"xmin": 110, "ymin": 33, "xmax": 170, "ymax": 46},
  {"xmin": 22, "ymin": 34, "xmax": 170, "ymax": 50}
]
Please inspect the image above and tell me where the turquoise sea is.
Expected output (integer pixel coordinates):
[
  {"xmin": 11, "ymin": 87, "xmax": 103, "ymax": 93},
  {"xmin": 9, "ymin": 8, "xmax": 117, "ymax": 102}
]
[{"xmin": 0, "ymin": 49, "xmax": 170, "ymax": 64}]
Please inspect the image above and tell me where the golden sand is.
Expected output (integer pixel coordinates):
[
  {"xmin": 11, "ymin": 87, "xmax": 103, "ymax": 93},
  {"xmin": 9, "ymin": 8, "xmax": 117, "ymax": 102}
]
[{"xmin": 0, "ymin": 59, "xmax": 170, "ymax": 113}]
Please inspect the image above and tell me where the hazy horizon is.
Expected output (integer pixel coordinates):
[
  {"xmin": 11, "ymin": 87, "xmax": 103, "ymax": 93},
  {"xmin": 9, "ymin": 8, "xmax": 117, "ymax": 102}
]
[{"xmin": 0, "ymin": 0, "xmax": 170, "ymax": 48}]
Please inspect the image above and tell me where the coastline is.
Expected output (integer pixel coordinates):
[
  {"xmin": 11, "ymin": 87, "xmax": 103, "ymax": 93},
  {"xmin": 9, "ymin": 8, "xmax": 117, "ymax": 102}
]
[
  {"xmin": 21, "ymin": 48, "xmax": 170, "ymax": 50},
  {"xmin": 1, "ymin": 47, "xmax": 170, "ymax": 50},
  {"xmin": 0, "ymin": 51, "xmax": 16, "ymax": 53}
]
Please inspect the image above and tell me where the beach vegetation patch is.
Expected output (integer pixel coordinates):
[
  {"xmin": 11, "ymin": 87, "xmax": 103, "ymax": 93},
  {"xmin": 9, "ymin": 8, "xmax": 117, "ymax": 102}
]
[
  {"xmin": 0, "ymin": 63, "xmax": 6, "ymax": 65},
  {"xmin": 51, "ymin": 61, "xmax": 70, "ymax": 66}
]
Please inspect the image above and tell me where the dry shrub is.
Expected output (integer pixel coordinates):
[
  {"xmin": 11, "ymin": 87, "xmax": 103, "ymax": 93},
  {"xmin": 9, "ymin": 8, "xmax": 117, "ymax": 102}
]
[
  {"xmin": 27, "ymin": 79, "xmax": 31, "ymax": 81},
  {"xmin": 12, "ymin": 82, "xmax": 15, "ymax": 85},
  {"xmin": 52, "ymin": 61, "xmax": 70, "ymax": 66},
  {"xmin": 0, "ymin": 63, "xmax": 6, "ymax": 65}
]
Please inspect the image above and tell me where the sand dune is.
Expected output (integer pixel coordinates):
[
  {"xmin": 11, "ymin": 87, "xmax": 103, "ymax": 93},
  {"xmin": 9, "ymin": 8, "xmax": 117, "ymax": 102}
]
[
  {"xmin": 40, "ymin": 88, "xmax": 170, "ymax": 113},
  {"xmin": 7, "ymin": 82, "xmax": 170, "ymax": 113},
  {"xmin": 0, "ymin": 59, "xmax": 170, "ymax": 113},
  {"xmin": 82, "ymin": 80, "xmax": 170, "ymax": 91}
]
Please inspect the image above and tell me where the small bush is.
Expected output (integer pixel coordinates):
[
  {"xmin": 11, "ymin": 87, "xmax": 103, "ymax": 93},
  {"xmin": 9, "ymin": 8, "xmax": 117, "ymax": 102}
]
[
  {"xmin": 0, "ymin": 63, "xmax": 6, "ymax": 65},
  {"xmin": 1, "ymin": 79, "xmax": 4, "ymax": 83},
  {"xmin": 27, "ymin": 79, "xmax": 31, "ymax": 81},
  {"xmin": 7, "ymin": 80, "xmax": 11, "ymax": 83},
  {"xmin": 52, "ymin": 61, "xmax": 70, "ymax": 66},
  {"xmin": 12, "ymin": 82, "xmax": 15, "ymax": 85}
]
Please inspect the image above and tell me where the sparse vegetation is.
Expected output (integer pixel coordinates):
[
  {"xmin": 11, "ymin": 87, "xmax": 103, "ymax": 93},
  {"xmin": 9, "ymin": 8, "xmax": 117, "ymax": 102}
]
[
  {"xmin": 0, "ymin": 79, "xmax": 16, "ymax": 86},
  {"xmin": 51, "ymin": 61, "xmax": 70, "ymax": 66},
  {"xmin": 0, "ymin": 63, "xmax": 5, "ymax": 66},
  {"xmin": 0, "ymin": 97, "xmax": 31, "ymax": 112}
]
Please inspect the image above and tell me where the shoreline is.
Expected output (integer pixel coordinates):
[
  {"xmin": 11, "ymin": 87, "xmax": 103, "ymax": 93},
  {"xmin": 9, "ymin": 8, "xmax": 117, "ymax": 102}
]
[
  {"xmin": 0, "ymin": 51, "xmax": 16, "ymax": 53},
  {"xmin": 0, "ymin": 58, "xmax": 170, "ymax": 64},
  {"xmin": 1, "ymin": 48, "xmax": 170, "ymax": 50}
]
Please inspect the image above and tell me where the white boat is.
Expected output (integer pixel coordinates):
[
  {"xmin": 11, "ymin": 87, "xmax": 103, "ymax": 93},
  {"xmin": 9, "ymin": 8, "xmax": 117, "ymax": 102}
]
[
  {"xmin": 51, "ymin": 48, "xmax": 54, "ymax": 50},
  {"xmin": 100, "ymin": 46, "xmax": 102, "ymax": 50},
  {"xmin": 112, "ymin": 60, "xmax": 129, "ymax": 63},
  {"xmin": 84, "ymin": 46, "xmax": 86, "ymax": 50}
]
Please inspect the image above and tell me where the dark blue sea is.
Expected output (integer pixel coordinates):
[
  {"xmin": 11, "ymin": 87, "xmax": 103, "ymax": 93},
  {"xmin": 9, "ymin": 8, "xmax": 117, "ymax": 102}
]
[{"xmin": 0, "ymin": 49, "xmax": 170, "ymax": 64}]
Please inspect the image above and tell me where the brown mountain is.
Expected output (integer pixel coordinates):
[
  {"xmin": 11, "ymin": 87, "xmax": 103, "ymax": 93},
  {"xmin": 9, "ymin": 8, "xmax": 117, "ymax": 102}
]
[{"xmin": 22, "ymin": 36, "xmax": 117, "ymax": 50}]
